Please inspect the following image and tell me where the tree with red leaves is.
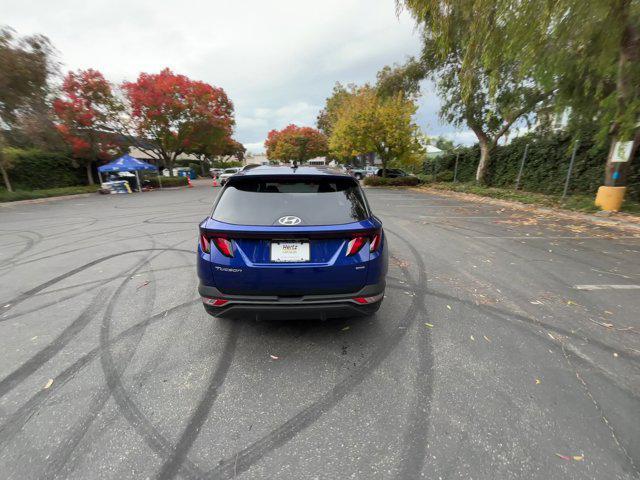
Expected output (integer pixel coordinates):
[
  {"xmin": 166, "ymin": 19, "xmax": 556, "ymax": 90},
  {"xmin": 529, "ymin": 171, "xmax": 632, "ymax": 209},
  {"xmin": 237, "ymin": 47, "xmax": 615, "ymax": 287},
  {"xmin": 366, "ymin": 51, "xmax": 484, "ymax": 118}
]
[
  {"xmin": 265, "ymin": 125, "xmax": 328, "ymax": 163},
  {"xmin": 53, "ymin": 69, "xmax": 123, "ymax": 185},
  {"xmin": 122, "ymin": 68, "xmax": 234, "ymax": 176}
]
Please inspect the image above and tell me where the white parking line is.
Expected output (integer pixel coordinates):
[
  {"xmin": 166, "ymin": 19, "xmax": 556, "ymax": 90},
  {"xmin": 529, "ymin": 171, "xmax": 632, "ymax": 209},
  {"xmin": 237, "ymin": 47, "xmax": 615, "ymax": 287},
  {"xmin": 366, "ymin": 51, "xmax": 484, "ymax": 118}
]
[
  {"xmin": 574, "ymin": 284, "xmax": 640, "ymax": 290},
  {"xmin": 473, "ymin": 235, "xmax": 640, "ymax": 239}
]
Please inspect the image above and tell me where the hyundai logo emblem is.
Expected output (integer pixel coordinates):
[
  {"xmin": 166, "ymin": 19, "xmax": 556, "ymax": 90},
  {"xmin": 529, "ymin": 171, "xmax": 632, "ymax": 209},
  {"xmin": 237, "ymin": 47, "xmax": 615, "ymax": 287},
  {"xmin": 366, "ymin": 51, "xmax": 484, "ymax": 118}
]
[{"xmin": 277, "ymin": 215, "xmax": 302, "ymax": 225}]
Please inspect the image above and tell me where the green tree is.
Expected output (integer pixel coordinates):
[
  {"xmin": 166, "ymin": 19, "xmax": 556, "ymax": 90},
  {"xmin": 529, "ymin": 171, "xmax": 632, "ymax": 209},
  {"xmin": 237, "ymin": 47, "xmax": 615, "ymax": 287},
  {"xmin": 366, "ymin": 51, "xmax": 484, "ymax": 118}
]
[
  {"xmin": 431, "ymin": 136, "xmax": 455, "ymax": 152},
  {"xmin": 483, "ymin": 0, "xmax": 640, "ymax": 188},
  {"xmin": 375, "ymin": 61, "xmax": 425, "ymax": 100},
  {"xmin": 316, "ymin": 83, "xmax": 358, "ymax": 138},
  {"xmin": 329, "ymin": 87, "xmax": 423, "ymax": 176},
  {"xmin": 397, "ymin": 2, "xmax": 549, "ymax": 183},
  {"xmin": 0, "ymin": 27, "xmax": 56, "ymax": 191}
]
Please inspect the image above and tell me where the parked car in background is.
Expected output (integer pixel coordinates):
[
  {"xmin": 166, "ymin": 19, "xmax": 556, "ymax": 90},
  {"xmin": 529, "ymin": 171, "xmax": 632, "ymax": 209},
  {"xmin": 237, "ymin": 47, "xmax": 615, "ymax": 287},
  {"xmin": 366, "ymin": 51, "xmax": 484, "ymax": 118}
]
[
  {"xmin": 218, "ymin": 167, "xmax": 242, "ymax": 185},
  {"xmin": 376, "ymin": 168, "xmax": 410, "ymax": 178},
  {"xmin": 197, "ymin": 166, "xmax": 387, "ymax": 320},
  {"xmin": 209, "ymin": 168, "xmax": 224, "ymax": 177},
  {"xmin": 351, "ymin": 165, "xmax": 378, "ymax": 180}
]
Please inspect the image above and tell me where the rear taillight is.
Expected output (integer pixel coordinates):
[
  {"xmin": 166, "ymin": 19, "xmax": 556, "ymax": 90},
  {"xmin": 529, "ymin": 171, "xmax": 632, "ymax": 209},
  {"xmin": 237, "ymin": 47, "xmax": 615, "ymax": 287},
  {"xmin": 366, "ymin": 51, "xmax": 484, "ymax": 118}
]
[
  {"xmin": 212, "ymin": 237, "xmax": 234, "ymax": 257},
  {"xmin": 369, "ymin": 232, "xmax": 381, "ymax": 252},
  {"xmin": 346, "ymin": 237, "xmax": 367, "ymax": 256},
  {"xmin": 346, "ymin": 230, "xmax": 382, "ymax": 256},
  {"xmin": 199, "ymin": 233, "xmax": 234, "ymax": 257}
]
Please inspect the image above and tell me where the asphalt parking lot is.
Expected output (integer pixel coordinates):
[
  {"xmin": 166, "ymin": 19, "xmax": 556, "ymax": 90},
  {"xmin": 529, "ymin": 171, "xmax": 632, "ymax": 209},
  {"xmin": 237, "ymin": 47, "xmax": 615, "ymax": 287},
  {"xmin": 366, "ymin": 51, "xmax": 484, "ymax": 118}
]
[{"xmin": 1, "ymin": 180, "xmax": 639, "ymax": 479}]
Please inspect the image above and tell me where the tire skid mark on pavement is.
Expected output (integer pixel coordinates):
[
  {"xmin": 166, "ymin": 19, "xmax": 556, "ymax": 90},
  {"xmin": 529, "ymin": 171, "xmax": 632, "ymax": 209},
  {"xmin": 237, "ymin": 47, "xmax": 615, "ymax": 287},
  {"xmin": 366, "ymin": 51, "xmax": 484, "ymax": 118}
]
[
  {"xmin": 0, "ymin": 245, "xmax": 192, "ymax": 446},
  {"xmin": 155, "ymin": 320, "xmax": 241, "ymax": 480},
  {"xmin": 42, "ymin": 248, "xmax": 162, "ymax": 479},
  {"xmin": 384, "ymin": 212, "xmax": 640, "ymax": 473},
  {"xmin": 202, "ymin": 226, "xmax": 423, "ymax": 480},
  {"xmin": 89, "ymin": 245, "xmax": 211, "ymax": 480},
  {"xmin": 0, "ymin": 290, "xmax": 105, "ymax": 400},
  {"xmin": 0, "ymin": 260, "xmax": 151, "ymax": 322},
  {"xmin": 389, "ymin": 210, "xmax": 640, "ymax": 362},
  {"xmin": 0, "ymin": 234, "xmax": 35, "ymax": 267},
  {"xmin": 385, "ymin": 226, "xmax": 435, "ymax": 480},
  {"xmin": 0, "ymin": 298, "xmax": 198, "ymax": 452},
  {"xmin": 0, "ymin": 226, "xmax": 193, "ymax": 272},
  {"xmin": 0, "ymin": 247, "xmax": 193, "ymax": 316}
]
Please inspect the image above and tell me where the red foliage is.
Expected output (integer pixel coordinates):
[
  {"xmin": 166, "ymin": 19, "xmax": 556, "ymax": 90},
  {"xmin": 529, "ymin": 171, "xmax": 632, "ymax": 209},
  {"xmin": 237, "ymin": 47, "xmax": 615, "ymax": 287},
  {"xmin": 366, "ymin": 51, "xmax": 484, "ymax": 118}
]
[
  {"xmin": 122, "ymin": 68, "xmax": 234, "ymax": 157},
  {"xmin": 264, "ymin": 124, "xmax": 328, "ymax": 161},
  {"xmin": 53, "ymin": 69, "xmax": 121, "ymax": 160}
]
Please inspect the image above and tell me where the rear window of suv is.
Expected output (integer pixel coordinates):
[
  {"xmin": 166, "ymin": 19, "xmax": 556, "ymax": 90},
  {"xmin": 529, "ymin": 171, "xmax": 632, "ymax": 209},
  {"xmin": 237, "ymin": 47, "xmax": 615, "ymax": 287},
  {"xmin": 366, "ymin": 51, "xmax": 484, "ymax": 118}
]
[{"xmin": 212, "ymin": 177, "xmax": 369, "ymax": 225}]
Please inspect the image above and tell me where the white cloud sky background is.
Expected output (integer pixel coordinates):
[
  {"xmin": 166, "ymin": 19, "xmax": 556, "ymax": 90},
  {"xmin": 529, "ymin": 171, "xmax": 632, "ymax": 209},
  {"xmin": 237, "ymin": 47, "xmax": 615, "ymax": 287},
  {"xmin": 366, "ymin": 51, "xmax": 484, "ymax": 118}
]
[{"xmin": 4, "ymin": 0, "xmax": 474, "ymax": 153}]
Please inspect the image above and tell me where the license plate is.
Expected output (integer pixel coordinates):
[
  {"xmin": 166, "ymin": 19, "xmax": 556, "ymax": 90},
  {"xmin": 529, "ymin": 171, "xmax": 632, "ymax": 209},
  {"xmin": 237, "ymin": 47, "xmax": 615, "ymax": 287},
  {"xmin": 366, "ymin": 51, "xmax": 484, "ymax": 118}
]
[{"xmin": 270, "ymin": 241, "xmax": 310, "ymax": 263}]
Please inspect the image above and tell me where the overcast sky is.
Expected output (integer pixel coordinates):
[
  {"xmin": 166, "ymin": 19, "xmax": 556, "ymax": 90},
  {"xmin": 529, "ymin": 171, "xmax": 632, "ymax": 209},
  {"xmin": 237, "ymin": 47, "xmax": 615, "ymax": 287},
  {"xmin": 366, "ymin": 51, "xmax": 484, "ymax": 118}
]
[{"xmin": 4, "ymin": 0, "xmax": 476, "ymax": 153}]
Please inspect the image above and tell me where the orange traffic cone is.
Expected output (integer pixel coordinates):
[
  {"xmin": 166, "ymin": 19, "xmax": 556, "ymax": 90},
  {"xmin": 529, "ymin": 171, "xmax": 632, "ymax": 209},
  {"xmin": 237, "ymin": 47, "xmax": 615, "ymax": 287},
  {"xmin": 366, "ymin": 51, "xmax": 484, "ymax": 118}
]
[
  {"xmin": 187, "ymin": 176, "xmax": 193, "ymax": 188},
  {"xmin": 212, "ymin": 175, "xmax": 219, "ymax": 187}
]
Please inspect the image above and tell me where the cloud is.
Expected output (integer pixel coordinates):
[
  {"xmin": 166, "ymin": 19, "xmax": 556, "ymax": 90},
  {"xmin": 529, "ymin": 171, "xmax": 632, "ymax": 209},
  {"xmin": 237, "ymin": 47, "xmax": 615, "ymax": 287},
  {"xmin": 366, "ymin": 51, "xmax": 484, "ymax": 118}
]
[
  {"xmin": 4, "ymin": 0, "xmax": 458, "ymax": 147},
  {"xmin": 244, "ymin": 142, "xmax": 266, "ymax": 154}
]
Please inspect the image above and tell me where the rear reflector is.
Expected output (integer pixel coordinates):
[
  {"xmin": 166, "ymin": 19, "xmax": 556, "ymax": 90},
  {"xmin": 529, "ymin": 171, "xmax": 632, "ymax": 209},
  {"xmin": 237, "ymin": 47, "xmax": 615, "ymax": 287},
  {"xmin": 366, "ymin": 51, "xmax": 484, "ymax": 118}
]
[
  {"xmin": 351, "ymin": 293, "xmax": 384, "ymax": 304},
  {"xmin": 199, "ymin": 234, "xmax": 210, "ymax": 253},
  {"xmin": 202, "ymin": 298, "xmax": 229, "ymax": 307}
]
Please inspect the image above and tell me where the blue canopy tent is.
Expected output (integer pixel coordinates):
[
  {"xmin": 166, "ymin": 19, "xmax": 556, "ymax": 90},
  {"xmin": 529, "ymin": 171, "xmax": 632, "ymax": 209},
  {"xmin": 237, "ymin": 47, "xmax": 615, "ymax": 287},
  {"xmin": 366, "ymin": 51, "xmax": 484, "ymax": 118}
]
[{"xmin": 98, "ymin": 154, "xmax": 159, "ymax": 192}]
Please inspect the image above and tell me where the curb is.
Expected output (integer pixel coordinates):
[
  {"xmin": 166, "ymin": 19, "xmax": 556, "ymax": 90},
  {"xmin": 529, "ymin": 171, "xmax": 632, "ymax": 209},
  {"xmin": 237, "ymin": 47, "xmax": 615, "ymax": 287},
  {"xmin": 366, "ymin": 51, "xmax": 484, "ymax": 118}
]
[{"xmin": 0, "ymin": 192, "xmax": 96, "ymax": 207}]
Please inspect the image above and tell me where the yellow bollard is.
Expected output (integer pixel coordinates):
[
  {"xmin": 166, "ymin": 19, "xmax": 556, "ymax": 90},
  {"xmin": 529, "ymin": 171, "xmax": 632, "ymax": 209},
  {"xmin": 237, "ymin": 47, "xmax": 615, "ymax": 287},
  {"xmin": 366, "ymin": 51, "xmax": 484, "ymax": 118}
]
[{"xmin": 594, "ymin": 186, "xmax": 626, "ymax": 211}]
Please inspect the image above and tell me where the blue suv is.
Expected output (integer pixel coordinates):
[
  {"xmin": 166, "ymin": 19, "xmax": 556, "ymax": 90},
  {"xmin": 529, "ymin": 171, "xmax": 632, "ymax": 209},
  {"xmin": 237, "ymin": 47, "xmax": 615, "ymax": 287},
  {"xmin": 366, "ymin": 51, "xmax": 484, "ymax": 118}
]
[{"xmin": 197, "ymin": 166, "xmax": 387, "ymax": 320}]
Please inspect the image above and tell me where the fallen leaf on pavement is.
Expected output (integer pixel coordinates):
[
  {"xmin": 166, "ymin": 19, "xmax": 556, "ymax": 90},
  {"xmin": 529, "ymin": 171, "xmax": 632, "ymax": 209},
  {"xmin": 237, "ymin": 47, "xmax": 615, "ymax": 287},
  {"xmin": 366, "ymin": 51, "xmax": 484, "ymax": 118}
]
[
  {"xmin": 269, "ymin": 354, "xmax": 279, "ymax": 360},
  {"xmin": 589, "ymin": 318, "xmax": 614, "ymax": 328},
  {"xmin": 604, "ymin": 310, "xmax": 614, "ymax": 315},
  {"xmin": 424, "ymin": 323, "xmax": 433, "ymax": 328},
  {"xmin": 446, "ymin": 305, "xmax": 452, "ymax": 310},
  {"xmin": 43, "ymin": 379, "xmax": 53, "ymax": 389},
  {"xmin": 483, "ymin": 335, "xmax": 491, "ymax": 342},
  {"xmin": 567, "ymin": 300, "xmax": 578, "ymax": 306},
  {"xmin": 470, "ymin": 335, "xmax": 475, "ymax": 341},
  {"xmin": 573, "ymin": 455, "xmax": 584, "ymax": 461},
  {"xmin": 341, "ymin": 326, "xmax": 350, "ymax": 331},
  {"xmin": 535, "ymin": 378, "xmax": 541, "ymax": 385}
]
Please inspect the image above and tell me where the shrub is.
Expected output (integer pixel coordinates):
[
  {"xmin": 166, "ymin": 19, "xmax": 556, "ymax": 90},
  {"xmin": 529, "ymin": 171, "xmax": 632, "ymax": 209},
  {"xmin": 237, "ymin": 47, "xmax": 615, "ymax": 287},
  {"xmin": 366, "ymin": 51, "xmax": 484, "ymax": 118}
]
[
  {"xmin": 147, "ymin": 176, "xmax": 188, "ymax": 188},
  {"xmin": 0, "ymin": 185, "xmax": 99, "ymax": 203},
  {"xmin": 436, "ymin": 129, "xmax": 640, "ymax": 201},
  {"xmin": 7, "ymin": 149, "xmax": 86, "ymax": 190},
  {"xmin": 363, "ymin": 176, "xmax": 421, "ymax": 186}
]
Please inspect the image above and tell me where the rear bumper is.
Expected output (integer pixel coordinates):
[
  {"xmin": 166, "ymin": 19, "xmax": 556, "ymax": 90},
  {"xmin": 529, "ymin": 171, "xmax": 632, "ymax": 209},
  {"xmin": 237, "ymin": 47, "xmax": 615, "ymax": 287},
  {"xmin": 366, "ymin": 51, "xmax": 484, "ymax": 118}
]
[{"xmin": 198, "ymin": 282, "xmax": 384, "ymax": 320}]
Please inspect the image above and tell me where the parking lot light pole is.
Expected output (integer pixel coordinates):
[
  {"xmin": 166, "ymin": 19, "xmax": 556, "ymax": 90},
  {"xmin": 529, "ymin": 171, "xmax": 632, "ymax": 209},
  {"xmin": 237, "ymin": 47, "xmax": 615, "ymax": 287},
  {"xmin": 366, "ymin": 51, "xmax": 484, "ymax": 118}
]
[
  {"xmin": 453, "ymin": 152, "xmax": 460, "ymax": 183},
  {"xmin": 562, "ymin": 140, "xmax": 580, "ymax": 202},
  {"xmin": 515, "ymin": 143, "xmax": 529, "ymax": 190}
]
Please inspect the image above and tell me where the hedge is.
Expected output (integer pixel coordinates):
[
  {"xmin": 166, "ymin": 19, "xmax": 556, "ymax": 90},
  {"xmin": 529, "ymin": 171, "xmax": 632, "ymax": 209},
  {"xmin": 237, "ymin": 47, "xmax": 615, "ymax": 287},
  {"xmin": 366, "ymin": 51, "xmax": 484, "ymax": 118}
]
[
  {"xmin": 432, "ymin": 131, "xmax": 640, "ymax": 201},
  {"xmin": 0, "ymin": 185, "xmax": 100, "ymax": 203},
  {"xmin": 363, "ymin": 176, "xmax": 421, "ymax": 187},
  {"xmin": 7, "ymin": 149, "xmax": 86, "ymax": 190},
  {"xmin": 146, "ymin": 176, "xmax": 189, "ymax": 188}
]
